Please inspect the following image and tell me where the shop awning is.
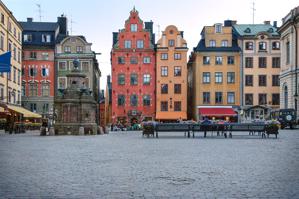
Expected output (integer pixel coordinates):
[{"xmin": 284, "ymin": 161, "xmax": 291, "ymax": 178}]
[
  {"xmin": 156, "ymin": 112, "xmax": 187, "ymax": 120},
  {"xmin": 7, "ymin": 105, "xmax": 42, "ymax": 118},
  {"xmin": 198, "ymin": 108, "xmax": 237, "ymax": 116}
]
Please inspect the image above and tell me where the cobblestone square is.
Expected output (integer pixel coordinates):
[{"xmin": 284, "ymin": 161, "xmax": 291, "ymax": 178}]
[{"xmin": 0, "ymin": 130, "xmax": 298, "ymax": 198}]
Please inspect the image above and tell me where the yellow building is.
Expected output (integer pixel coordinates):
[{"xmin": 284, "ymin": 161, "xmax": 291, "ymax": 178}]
[
  {"xmin": 156, "ymin": 25, "xmax": 188, "ymax": 121},
  {"xmin": 189, "ymin": 21, "xmax": 240, "ymax": 121},
  {"xmin": 234, "ymin": 22, "xmax": 281, "ymax": 121},
  {"xmin": 0, "ymin": 1, "xmax": 22, "ymax": 106}
]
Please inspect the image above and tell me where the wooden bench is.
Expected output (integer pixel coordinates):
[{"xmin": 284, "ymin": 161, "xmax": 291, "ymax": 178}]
[
  {"xmin": 155, "ymin": 123, "xmax": 191, "ymax": 138},
  {"xmin": 228, "ymin": 123, "xmax": 266, "ymax": 138},
  {"xmin": 192, "ymin": 124, "xmax": 229, "ymax": 138}
]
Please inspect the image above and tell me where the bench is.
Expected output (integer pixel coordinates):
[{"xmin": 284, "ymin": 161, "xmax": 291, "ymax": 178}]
[
  {"xmin": 142, "ymin": 123, "xmax": 155, "ymax": 137},
  {"xmin": 192, "ymin": 124, "xmax": 229, "ymax": 138},
  {"xmin": 228, "ymin": 123, "xmax": 266, "ymax": 138},
  {"xmin": 265, "ymin": 125, "xmax": 279, "ymax": 138},
  {"xmin": 155, "ymin": 123, "xmax": 191, "ymax": 138}
]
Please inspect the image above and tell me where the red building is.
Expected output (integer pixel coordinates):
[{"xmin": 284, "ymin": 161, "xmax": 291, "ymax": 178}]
[{"xmin": 111, "ymin": 8, "xmax": 156, "ymax": 125}]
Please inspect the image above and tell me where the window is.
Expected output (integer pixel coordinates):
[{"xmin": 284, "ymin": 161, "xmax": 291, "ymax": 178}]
[
  {"xmin": 245, "ymin": 94, "xmax": 253, "ymax": 105},
  {"xmin": 30, "ymin": 103, "xmax": 37, "ymax": 112},
  {"xmin": 58, "ymin": 77, "xmax": 67, "ymax": 89},
  {"xmin": 130, "ymin": 57, "xmax": 138, "ymax": 64},
  {"xmin": 174, "ymin": 53, "xmax": 181, "ymax": 60},
  {"xmin": 174, "ymin": 66, "xmax": 181, "ymax": 76},
  {"xmin": 130, "ymin": 74, "xmax": 138, "ymax": 85},
  {"xmin": 215, "ymin": 92, "xmax": 223, "ymax": 104},
  {"xmin": 174, "ymin": 84, "xmax": 181, "ymax": 94},
  {"xmin": 17, "ymin": 70, "xmax": 20, "ymax": 85},
  {"xmin": 168, "ymin": 39, "xmax": 175, "ymax": 47},
  {"xmin": 227, "ymin": 72, "xmax": 235, "ymax": 83},
  {"xmin": 259, "ymin": 57, "xmax": 267, "ymax": 68},
  {"xmin": 259, "ymin": 42, "xmax": 267, "ymax": 51},
  {"xmin": 30, "ymin": 52, "xmax": 37, "ymax": 59},
  {"xmin": 227, "ymin": 92, "xmax": 235, "ymax": 104},
  {"xmin": 82, "ymin": 62, "xmax": 89, "ymax": 71},
  {"xmin": 215, "ymin": 24, "xmax": 222, "ymax": 33},
  {"xmin": 272, "ymin": 75, "xmax": 279, "ymax": 86},
  {"xmin": 203, "ymin": 56, "xmax": 210, "ymax": 65},
  {"xmin": 42, "ymin": 34, "xmax": 51, "ymax": 43},
  {"xmin": 42, "ymin": 104, "xmax": 49, "ymax": 113},
  {"xmin": 58, "ymin": 61, "xmax": 67, "ymax": 71},
  {"xmin": 118, "ymin": 56, "xmax": 125, "ymax": 64},
  {"xmin": 1, "ymin": 13, "xmax": 4, "ymax": 24},
  {"xmin": 203, "ymin": 92, "xmax": 210, "ymax": 104},
  {"xmin": 143, "ymin": 95, "xmax": 151, "ymax": 106},
  {"xmin": 13, "ymin": 27, "xmax": 16, "ymax": 38},
  {"xmin": 174, "ymin": 101, "xmax": 181, "ymax": 111},
  {"xmin": 41, "ymin": 52, "xmax": 49, "ymax": 60},
  {"xmin": 0, "ymin": 34, "xmax": 4, "ymax": 50},
  {"xmin": 64, "ymin": 46, "xmax": 71, "ymax": 53},
  {"xmin": 259, "ymin": 75, "xmax": 267, "ymax": 86},
  {"xmin": 161, "ymin": 53, "xmax": 168, "ymax": 60},
  {"xmin": 17, "ymin": 49, "xmax": 21, "ymax": 63},
  {"xmin": 117, "ymin": 95, "xmax": 125, "ymax": 106},
  {"xmin": 131, "ymin": 24, "xmax": 137, "ymax": 32},
  {"xmin": 137, "ymin": 40, "xmax": 144, "ymax": 48},
  {"xmin": 29, "ymin": 83, "xmax": 38, "ymax": 96},
  {"xmin": 161, "ymin": 84, "xmax": 168, "ymax": 94},
  {"xmin": 41, "ymin": 68, "xmax": 49, "ymax": 77},
  {"xmin": 76, "ymin": 46, "xmax": 83, "ymax": 53},
  {"xmin": 221, "ymin": 40, "xmax": 228, "ymax": 47},
  {"xmin": 245, "ymin": 42, "xmax": 253, "ymax": 50},
  {"xmin": 215, "ymin": 72, "xmax": 223, "ymax": 83},
  {"xmin": 272, "ymin": 41, "xmax": 280, "ymax": 50},
  {"xmin": 8, "ymin": 42, "xmax": 11, "ymax": 52},
  {"xmin": 272, "ymin": 57, "xmax": 280, "ymax": 68},
  {"xmin": 21, "ymin": 83, "xmax": 25, "ymax": 96},
  {"xmin": 161, "ymin": 66, "xmax": 168, "ymax": 76},
  {"xmin": 245, "ymin": 57, "xmax": 253, "ymax": 68},
  {"xmin": 284, "ymin": 85, "xmax": 288, "ymax": 108},
  {"xmin": 41, "ymin": 83, "xmax": 50, "ymax": 96},
  {"xmin": 124, "ymin": 40, "xmax": 131, "ymax": 48},
  {"xmin": 143, "ymin": 74, "xmax": 150, "ymax": 85},
  {"xmin": 286, "ymin": 41, "xmax": 290, "ymax": 64},
  {"xmin": 23, "ymin": 34, "xmax": 32, "ymax": 42},
  {"xmin": 203, "ymin": 72, "xmax": 210, "ymax": 83},
  {"xmin": 161, "ymin": 101, "xmax": 168, "ymax": 111},
  {"xmin": 209, "ymin": 40, "xmax": 216, "ymax": 47},
  {"xmin": 130, "ymin": 95, "xmax": 138, "ymax": 106},
  {"xmin": 13, "ymin": 46, "xmax": 16, "ymax": 60},
  {"xmin": 0, "ymin": 85, "xmax": 4, "ymax": 100},
  {"xmin": 118, "ymin": 74, "xmax": 125, "ymax": 85},
  {"xmin": 83, "ymin": 78, "xmax": 89, "ymax": 88},
  {"xmin": 29, "ymin": 67, "xmax": 37, "ymax": 77},
  {"xmin": 227, "ymin": 56, "xmax": 234, "ymax": 64},
  {"xmin": 272, "ymin": 94, "xmax": 280, "ymax": 105},
  {"xmin": 245, "ymin": 75, "xmax": 253, "ymax": 86},
  {"xmin": 13, "ymin": 67, "xmax": 16, "ymax": 82},
  {"xmin": 259, "ymin": 94, "xmax": 267, "ymax": 105},
  {"xmin": 143, "ymin": 57, "xmax": 151, "ymax": 64},
  {"xmin": 215, "ymin": 56, "xmax": 222, "ymax": 65}
]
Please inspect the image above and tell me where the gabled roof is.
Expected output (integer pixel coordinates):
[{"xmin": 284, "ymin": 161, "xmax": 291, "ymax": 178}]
[
  {"xmin": 194, "ymin": 39, "xmax": 240, "ymax": 52},
  {"xmin": 20, "ymin": 21, "xmax": 59, "ymax": 32},
  {"xmin": 233, "ymin": 24, "xmax": 279, "ymax": 37}
]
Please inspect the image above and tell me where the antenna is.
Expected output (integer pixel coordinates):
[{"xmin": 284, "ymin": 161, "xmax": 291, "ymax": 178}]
[
  {"xmin": 157, "ymin": 24, "xmax": 160, "ymax": 39},
  {"xmin": 70, "ymin": 15, "xmax": 76, "ymax": 35},
  {"xmin": 36, "ymin": 4, "xmax": 42, "ymax": 22},
  {"xmin": 251, "ymin": 1, "xmax": 256, "ymax": 24}
]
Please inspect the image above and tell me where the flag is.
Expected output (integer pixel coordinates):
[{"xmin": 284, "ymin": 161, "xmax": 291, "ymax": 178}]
[{"xmin": 0, "ymin": 52, "xmax": 11, "ymax": 72}]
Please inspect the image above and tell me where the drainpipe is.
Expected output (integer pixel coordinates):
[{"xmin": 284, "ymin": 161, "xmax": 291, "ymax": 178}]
[{"xmin": 292, "ymin": 16, "xmax": 298, "ymax": 119}]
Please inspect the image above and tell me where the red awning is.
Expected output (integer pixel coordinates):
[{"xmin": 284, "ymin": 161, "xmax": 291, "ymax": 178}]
[{"xmin": 199, "ymin": 108, "xmax": 237, "ymax": 116}]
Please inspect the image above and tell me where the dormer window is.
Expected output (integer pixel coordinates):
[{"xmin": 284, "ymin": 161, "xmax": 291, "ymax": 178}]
[
  {"xmin": 221, "ymin": 40, "xmax": 228, "ymax": 47},
  {"xmin": 209, "ymin": 40, "xmax": 216, "ymax": 47},
  {"xmin": 168, "ymin": 39, "xmax": 175, "ymax": 47},
  {"xmin": 23, "ymin": 34, "xmax": 32, "ymax": 42},
  {"xmin": 215, "ymin": 24, "xmax": 222, "ymax": 33},
  {"xmin": 245, "ymin": 42, "xmax": 253, "ymax": 50},
  {"xmin": 244, "ymin": 28, "xmax": 251, "ymax": 33},
  {"xmin": 64, "ymin": 46, "xmax": 71, "ymax": 53},
  {"xmin": 259, "ymin": 42, "xmax": 267, "ymax": 51},
  {"xmin": 268, "ymin": 28, "xmax": 274, "ymax": 33},
  {"xmin": 76, "ymin": 46, "xmax": 83, "ymax": 53},
  {"xmin": 130, "ymin": 24, "xmax": 137, "ymax": 32},
  {"xmin": 42, "ymin": 34, "xmax": 51, "ymax": 43}
]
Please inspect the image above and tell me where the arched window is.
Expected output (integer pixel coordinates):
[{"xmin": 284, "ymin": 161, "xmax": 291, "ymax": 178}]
[{"xmin": 284, "ymin": 85, "xmax": 288, "ymax": 109}]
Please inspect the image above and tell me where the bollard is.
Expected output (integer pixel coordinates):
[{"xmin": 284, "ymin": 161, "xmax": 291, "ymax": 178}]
[
  {"xmin": 79, "ymin": 127, "xmax": 84, "ymax": 135},
  {"xmin": 49, "ymin": 127, "xmax": 55, "ymax": 136}
]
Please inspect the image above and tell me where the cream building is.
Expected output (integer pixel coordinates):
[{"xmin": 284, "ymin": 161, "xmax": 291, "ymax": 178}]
[
  {"xmin": 0, "ymin": 1, "xmax": 22, "ymax": 106},
  {"xmin": 278, "ymin": 6, "xmax": 299, "ymax": 121}
]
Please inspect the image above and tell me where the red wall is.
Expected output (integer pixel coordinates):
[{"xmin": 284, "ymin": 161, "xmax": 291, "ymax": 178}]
[{"xmin": 111, "ymin": 10, "xmax": 156, "ymax": 124}]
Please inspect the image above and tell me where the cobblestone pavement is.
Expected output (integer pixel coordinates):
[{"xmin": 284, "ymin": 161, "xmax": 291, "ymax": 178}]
[{"xmin": 0, "ymin": 129, "xmax": 298, "ymax": 198}]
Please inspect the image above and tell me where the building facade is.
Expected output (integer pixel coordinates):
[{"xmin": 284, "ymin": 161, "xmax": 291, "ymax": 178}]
[
  {"xmin": 0, "ymin": 1, "xmax": 22, "ymax": 106},
  {"xmin": 278, "ymin": 6, "xmax": 299, "ymax": 121},
  {"xmin": 105, "ymin": 75, "xmax": 112, "ymax": 126},
  {"xmin": 99, "ymin": 89, "xmax": 105, "ymax": 128},
  {"xmin": 111, "ymin": 8, "xmax": 156, "ymax": 125},
  {"xmin": 20, "ymin": 16, "xmax": 67, "ymax": 121},
  {"xmin": 234, "ymin": 22, "xmax": 281, "ymax": 121},
  {"xmin": 55, "ymin": 35, "xmax": 101, "ymax": 123},
  {"xmin": 156, "ymin": 25, "xmax": 188, "ymax": 121},
  {"xmin": 189, "ymin": 21, "xmax": 241, "ymax": 121}
]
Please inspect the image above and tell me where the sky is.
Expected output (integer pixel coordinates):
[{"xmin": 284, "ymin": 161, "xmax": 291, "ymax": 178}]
[{"xmin": 3, "ymin": 0, "xmax": 299, "ymax": 90}]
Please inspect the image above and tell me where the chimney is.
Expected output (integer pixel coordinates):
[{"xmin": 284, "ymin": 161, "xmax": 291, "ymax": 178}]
[
  {"xmin": 112, "ymin": 32, "xmax": 119, "ymax": 46},
  {"xmin": 27, "ymin": 18, "xmax": 33, "ymax": 22},
  {"xmin": 107, "ymin": 75, "xmax": 111, "ymax": 84},
  {"xmin": 273, "ymin": 21, "xmax": 277, "ymax": 28},
  {"xmin": 145, "ymin": 21, "xmax": 153, "ymax": 33},
  {"xmin": 264, "ymin": 21, "xmax": 270, "ymax": 25},
  {"xmin": 57, "ymin": 14, "xmax": 67, "ymax": 35},
  {"xmin": 224, "ymin": 20, "xmax": 237, "ymax": 27}
]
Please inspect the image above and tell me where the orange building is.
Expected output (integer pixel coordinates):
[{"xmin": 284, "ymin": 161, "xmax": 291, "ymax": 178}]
[{"xmin": 156, "ymin": 25, "xmax": 188, "ymax": 121}]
